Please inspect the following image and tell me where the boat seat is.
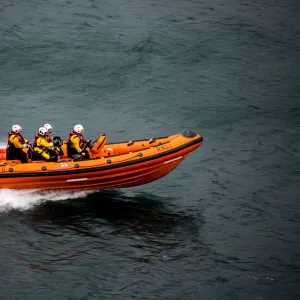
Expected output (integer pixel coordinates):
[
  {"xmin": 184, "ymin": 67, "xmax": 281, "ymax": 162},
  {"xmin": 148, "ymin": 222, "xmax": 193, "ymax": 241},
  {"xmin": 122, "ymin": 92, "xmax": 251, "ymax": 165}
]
[{"xmin": 90, "ymin": 134, "xmax": 107, "ymax": 154}]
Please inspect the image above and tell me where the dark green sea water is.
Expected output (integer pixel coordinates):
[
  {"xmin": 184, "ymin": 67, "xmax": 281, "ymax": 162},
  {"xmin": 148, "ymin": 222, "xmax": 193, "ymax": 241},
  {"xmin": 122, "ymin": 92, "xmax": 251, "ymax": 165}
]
[{"xmin": 0, "ymin": 0, "xmax": 299, "ymax": 299}]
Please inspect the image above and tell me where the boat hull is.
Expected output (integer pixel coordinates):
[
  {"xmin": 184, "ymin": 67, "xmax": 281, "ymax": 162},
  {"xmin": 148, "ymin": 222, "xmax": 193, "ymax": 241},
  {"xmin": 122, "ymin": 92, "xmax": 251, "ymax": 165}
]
[{"xmin": 0, "ymin": 131, "xmax": 203, "ymax": 190}]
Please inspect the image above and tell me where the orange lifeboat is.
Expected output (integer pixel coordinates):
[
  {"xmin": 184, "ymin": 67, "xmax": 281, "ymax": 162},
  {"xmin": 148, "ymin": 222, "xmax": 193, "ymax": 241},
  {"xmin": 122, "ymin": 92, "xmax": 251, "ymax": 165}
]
[{"xmin": 0, "ymin": 130, "xmax": 203, "ymax": 190}]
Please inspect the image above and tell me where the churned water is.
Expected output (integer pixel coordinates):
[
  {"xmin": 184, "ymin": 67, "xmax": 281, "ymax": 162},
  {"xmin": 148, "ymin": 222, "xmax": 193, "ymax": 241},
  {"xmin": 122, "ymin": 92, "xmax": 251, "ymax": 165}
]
[{"xmin": 0, "ymin": 0, "xmax": 299, "ymax": 299}]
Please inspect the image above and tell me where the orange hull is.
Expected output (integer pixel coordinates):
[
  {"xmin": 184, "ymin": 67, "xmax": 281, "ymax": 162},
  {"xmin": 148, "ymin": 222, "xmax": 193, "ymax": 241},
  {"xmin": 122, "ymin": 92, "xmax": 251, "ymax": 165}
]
[{"xmin": 0, "ymin": 130, "xmax": 203, "ymax": 190}]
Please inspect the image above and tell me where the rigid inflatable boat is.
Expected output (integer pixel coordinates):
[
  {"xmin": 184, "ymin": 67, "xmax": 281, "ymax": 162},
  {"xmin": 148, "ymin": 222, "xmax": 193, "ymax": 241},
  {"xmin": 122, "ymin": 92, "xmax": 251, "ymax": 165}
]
[{"xmin": 0, "ymin": 130, "xmax": 203, "ymax": 190}]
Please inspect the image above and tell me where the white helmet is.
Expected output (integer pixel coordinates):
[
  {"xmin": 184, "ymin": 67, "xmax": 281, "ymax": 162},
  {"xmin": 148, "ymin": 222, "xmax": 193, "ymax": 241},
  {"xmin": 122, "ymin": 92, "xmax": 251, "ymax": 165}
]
[
  {"xmin": 44, "ymin": 123, "xmax": 53, "ymax": 134},
  {"xmin": 74, "ymin": 124, "xmax": 84, "ymax": 135},
  {"xmin": 12, "ymin": 124, "xmax": 23, "ymax": 134},
  {"xmin": 39, "ymin": 127, "xmax": 48, "ymax": 136}
]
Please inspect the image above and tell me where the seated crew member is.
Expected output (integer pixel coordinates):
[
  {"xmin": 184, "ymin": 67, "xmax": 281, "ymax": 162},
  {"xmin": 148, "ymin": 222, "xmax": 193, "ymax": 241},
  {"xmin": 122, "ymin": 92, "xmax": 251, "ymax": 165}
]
[
  {"xmin": 33, "ymin": 127, "xmax": 58, "ymax": 162},
  {"xmin": 67, "ymin": 124, "xmax": 91, "ymax": 159},
  {"xmin": 43, "ymin": 123, "xmax": 64, "ymax": 157},
  {"xmin": 6, "ymin": 124, "xmax": 30, "ymax": 163},
  {"xmin": 43, "ymin": 123, "xmax": 53, "ymax": 142}
]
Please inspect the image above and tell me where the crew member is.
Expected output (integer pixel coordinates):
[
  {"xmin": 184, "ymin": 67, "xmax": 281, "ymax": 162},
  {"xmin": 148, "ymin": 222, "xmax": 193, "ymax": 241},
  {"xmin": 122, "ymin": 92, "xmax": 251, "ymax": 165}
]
[
  {"xmin": 44, "ymin": 123, "xmax": 53, "ymax": 142},
  {"xmin": 67, "ymin": 124, "xmax": 91, "ymax": 159},
  {"xmin": 43, "ymin": 123, "xmax": 64, "ymax": 157},
  {"xmin": 33, "ymin": 127, "xmax": 58, "ymax": 162},
  {"xmin": 7, "ymin": 125, "xmax": 30, "ymax": 163}
]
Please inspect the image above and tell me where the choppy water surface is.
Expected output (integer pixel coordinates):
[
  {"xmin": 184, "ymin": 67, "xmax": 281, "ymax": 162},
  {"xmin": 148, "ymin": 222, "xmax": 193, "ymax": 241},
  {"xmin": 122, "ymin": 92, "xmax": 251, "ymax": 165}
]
[{"xmin": 0, "ymin": 0, "xmax": 299, "ymax": 299}]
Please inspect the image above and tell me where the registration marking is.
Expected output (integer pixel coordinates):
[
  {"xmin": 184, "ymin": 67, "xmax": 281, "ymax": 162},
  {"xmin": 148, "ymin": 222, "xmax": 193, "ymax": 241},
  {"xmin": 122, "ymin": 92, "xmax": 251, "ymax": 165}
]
[
  {"xmin": 156, "ymin": 143, "xmax": 172, "ymax": 152},
  {"xmin": 66, "ymin": 178, "xmax": 88, "ymax": 182},
  {"xmin": 163, "ymin": 156, "xmax": 183, "ymax": 164}
]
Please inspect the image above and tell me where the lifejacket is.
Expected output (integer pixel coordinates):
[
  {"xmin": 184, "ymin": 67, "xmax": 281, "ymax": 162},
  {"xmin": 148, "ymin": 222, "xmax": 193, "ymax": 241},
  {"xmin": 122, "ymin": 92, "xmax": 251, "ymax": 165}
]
[
  {"xmin": 33, "ymin": 134, "xmax": 47, "ymax": 152},
  {"xmin": 33, "ymin": 134, "xmax": 39, "ymax": 147},
  {"xmin": 68, "ymin": 131, "xmax": 85, "ymax": 149},
  {"xmin": 7, "ymin": 131, "xmax": 25, "ymax": 149}
]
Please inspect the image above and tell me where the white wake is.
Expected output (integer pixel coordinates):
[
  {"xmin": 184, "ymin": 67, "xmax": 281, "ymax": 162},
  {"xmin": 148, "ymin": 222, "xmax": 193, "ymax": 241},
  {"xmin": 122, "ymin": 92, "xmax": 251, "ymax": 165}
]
[
  {"xmin": 0, "ymin": 141, "xmax": 95, "ymax": 211},
  {"xmin": 0, "ymin": 189, "xmax": 94, "ymax": 212}
]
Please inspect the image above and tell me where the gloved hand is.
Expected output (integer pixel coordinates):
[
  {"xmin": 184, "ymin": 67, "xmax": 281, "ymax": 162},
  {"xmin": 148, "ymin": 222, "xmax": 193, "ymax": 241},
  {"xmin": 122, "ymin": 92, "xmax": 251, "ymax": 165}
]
[{"xmin": 81, "ymin": 151, "xmax": 86, "ymax": 156}]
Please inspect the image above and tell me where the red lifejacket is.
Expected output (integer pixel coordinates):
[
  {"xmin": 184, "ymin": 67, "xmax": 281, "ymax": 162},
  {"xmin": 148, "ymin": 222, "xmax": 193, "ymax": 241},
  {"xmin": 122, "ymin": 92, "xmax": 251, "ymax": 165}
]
[
  {"xmin": 7, "ymin": 131, "xmax": 25, "ymax": 147},
  {"xmin": 68, "ymin": 131, "xmax": 85, "ymax": 148},
  {"xmin": 33, "ymin": 134, "xmax": 43, "ymax": 147}
]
